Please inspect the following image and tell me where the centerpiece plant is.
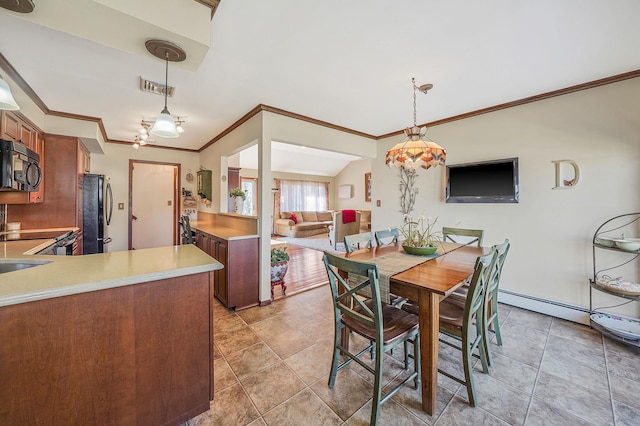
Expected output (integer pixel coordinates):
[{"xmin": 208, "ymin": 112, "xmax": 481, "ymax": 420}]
[{"xmin": 400, "ymin": 214, "xmax": 441, "ymax": 255}]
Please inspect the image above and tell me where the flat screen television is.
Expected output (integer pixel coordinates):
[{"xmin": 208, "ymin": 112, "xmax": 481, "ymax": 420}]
[{"xmin": 446, "ymin": 157, "xmax": 519, "ymax": 203}]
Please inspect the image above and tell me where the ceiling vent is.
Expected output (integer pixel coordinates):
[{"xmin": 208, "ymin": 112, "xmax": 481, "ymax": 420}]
[
  {"xmin": 0, "ymin": 0, "xmax": 35, "ymax": 13},
  {"xmin": 139, "ymin": 77, "xmax": 175, "ymax": 97}
]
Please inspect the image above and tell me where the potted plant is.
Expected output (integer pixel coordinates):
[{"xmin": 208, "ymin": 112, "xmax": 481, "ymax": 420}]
[
  {"xmin": 399, "ymin": 214, "xmax": 441, "ymax": 255},
  {"xmin": 270, "ymin": 246, "xmax": 290, "ymax": 299},
  {"xmin": 229, "ymin": 187, "xmax": 246, "ymax": 214}
]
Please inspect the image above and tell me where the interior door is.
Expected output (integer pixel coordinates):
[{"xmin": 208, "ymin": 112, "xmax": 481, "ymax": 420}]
[{"xmin": 130, "ymin": 161, "xmax": 179, "ymax": 250}]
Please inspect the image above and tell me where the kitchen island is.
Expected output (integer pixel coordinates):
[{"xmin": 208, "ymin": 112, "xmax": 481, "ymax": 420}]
[
  {"xmin": 191, "ymin": 212, "xmax": 260, "ymax": 310},
  {"xmin": 0, "ymin": 240, "xmax": 222, "ymax": 426}
]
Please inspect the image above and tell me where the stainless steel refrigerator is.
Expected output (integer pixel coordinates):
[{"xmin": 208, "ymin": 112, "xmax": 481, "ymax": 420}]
[{"xmin": 83, "ymin": 174, "xmax": 113, "ymax": 254}]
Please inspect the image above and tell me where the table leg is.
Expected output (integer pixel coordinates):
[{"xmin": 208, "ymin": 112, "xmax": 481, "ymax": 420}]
[{"xmin": 418, "ymin": 289, "xmax": 439, "ymax": 415}]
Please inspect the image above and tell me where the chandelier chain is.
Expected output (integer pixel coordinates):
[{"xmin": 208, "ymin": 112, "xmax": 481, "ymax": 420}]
[{"xmin": 412, "ymin": 77, "xmax": 417, "ymax": 127}]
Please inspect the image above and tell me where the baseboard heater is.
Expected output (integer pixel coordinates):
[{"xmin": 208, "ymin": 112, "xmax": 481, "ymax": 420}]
[{"xmin": 497, "ymin": 289, "xmax": 591, "ymax": 326}]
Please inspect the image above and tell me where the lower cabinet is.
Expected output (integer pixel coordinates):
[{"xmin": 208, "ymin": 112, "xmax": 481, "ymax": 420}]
[
  {"xmin": 0, "ymin": 273, "xmax": 214, "ymax": 425},
  {"xmin": 195, "ymin": 230, "xmax": 259, "ymax": 310}
]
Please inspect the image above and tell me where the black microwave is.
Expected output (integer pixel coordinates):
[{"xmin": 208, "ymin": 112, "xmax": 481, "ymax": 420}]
[{"xmin": 0, "ymin": 139, "xmax": 42, "ymax": 192}]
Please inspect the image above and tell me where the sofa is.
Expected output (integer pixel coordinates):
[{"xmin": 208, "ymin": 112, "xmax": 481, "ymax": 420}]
[{"xmin": 275, "ymin": 210, "xmax": 334, "ymax": 238}]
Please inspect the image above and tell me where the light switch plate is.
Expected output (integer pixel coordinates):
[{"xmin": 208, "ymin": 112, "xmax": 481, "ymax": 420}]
[{"xmin": 118, "ymin": 203, "xmax": 124, "ymax": 210}]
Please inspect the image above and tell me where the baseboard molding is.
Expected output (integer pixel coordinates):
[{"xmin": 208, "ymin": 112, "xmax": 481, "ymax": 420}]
[{"xmin": 498, "ymin": 289, "xmax": 590, "ymax": 326}]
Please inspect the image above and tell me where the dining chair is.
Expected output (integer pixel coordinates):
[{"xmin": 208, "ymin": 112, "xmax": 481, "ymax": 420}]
[
  {"xmin": 442, "ymin": 227, "xmax": 484, "ymax": 247},
  {"xmin": 402, "ymin": 249, "xmax": 497, "ymax": 407},
  {"xmin": 482, "ymin": 239, "xmax": 510, "ymax": 365},
  {"xmin": 323, "ymin": 251, "xmax": 420, "ymax": 426},
  {"xmin": 447, "ymin": 239, "xmax": 510, "ymax": 367},
  {"xmin": 344, "ymin": 232, "xmax": 375, "ymax": 253},
  {"xmin": 373, "ymin": 228, "xmax": 406, "ymax": 308},
  {"xmin": 374, "ymin": 228, "xmax": 400, "ymax": 246}
]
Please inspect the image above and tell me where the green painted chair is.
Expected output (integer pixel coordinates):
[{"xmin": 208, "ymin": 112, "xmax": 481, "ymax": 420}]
[
  {"xmin": 343, "ymin": 232, "xmax": 374, "ymax": 253},
  {"xmin": 373, "ymin": 228, "xmax": 406, "ymax": 307},
  {"xmin": 482, "ymin": 239, "xmax": 510, "ymax": 366},
  {"xmin": 374, "ymin": 228, "xmax": 400, "ymax": 246},
  {"xmin": 402, "ymin": 249, "xmax": 496, "ymax": 407},
  {"xmin": 442, "ymin": 227, "xmax": 484, "ymax": 247},
  {"xmin": 323, "ymin": 251, "xmax": 420, "ymax": 426},
  {"xmin": 448, "ymin": 239, "xmax": 511, "ymax": 367}
]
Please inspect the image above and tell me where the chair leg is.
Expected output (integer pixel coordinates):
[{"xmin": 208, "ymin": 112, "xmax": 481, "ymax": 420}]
[
  {"xmin": 328, "ymin": 325, "xmax": 342, "ymax": 388},
  {"xmin": 492, "ymin": 311, "xmax": 502, "ymax": 346},
  {"xmin": 370, "ymin": 344, "xmax": 384, "ymax": 426},
  {"xmin": 413, "ymin": 336, "xmax": 420, "ymax": 390},
  {"xmin": 462, "ymin": 335, "xmax": 478, "ymax": 407}
]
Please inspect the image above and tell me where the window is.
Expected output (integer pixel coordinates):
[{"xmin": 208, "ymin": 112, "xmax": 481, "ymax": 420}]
[{"xmin": 280, "ymin": 179, "xmax": 329, "ymax": 212}]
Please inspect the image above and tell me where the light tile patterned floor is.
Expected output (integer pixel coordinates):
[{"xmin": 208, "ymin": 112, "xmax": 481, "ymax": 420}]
[{"xmin": 191, "ymin": 286, "xmax": 640, "ymax": 425}]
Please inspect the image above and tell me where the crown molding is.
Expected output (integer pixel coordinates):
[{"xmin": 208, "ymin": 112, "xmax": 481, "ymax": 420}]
[{"xmin": 2, "ymin": 51, "xmax": 638, "ymax": 151}]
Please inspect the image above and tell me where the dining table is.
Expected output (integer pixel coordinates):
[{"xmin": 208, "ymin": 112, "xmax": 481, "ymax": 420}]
[{"xmin": 342, "ymin": 241, "xmax": 491, "ymax": 416}]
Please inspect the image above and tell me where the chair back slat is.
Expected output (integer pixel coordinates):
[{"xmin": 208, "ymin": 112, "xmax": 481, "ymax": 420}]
[
  {"xmin": 463, "ymin": 249, "xmax": 497, "ymax": 327},
  {"xmin": 323, "ymin": 251, "xmax": 382, "ymax": 329},
  {"xmin": 374, "ymin": 228, "xmax": 399, "ymax": 246},
  {"xmin": 442, "ymin": 227, "xmax": 484, "ymax": 247},
  {"xmin": 486, "ymin": 239, "xmax": 510, "ymax": 294},
  {"xmin": 344, "ymin": 232, "xmax": 374, "ymax": 253}
]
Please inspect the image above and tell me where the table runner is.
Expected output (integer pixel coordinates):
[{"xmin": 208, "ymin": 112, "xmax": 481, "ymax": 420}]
[{"xmin": 350, "ymin": 251, "xmax": 439, "ymax": 303}]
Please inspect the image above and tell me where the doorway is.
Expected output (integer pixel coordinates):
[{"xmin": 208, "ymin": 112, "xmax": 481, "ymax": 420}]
[
  {"xmin": 129, "ymin": 160, "xmax": 180, "ymax": 250},
  {"xmin": 240, "ymin": 177, "xmax": 258, "ymax": 215}
]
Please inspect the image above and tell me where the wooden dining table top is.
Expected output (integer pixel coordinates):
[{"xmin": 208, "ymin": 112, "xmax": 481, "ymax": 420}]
[{"xmin": 343, "ymin": 241, "xmax": 491, "ymax": 296}]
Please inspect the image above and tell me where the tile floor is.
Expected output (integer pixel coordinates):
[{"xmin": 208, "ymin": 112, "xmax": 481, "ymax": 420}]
[{"xmin": 190, "ymin": 286, "xmax": 640, "ymax": 425}]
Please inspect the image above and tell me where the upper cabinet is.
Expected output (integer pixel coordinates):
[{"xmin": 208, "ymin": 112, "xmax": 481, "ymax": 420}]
[
  {"xmin": 0, "ymin": 111, "xmax": 45, "ymax": 204},
  {"xmin": 7, "ymin": 135, "xmax": 89, "ymax": 232}
]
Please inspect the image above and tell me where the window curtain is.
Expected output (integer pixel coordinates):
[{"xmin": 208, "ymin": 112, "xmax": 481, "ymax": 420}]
[{"xmin": 279, "ymin": 179, "xmax": 329, "ymax": 212}]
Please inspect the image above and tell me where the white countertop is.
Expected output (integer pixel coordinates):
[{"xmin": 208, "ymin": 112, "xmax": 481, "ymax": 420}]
[
  {"xmin": 190, "ymin": 222, "xmax": 259, "ymax": 240},
  {"xmin": 0, "ymin": 240, "xmax": 223, "ymax": 307}
]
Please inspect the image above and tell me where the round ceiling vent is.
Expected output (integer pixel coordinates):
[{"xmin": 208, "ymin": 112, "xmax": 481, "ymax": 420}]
[
  {"xmin": 0, "ymin": 0, "xmax": 35, "ymax": 13},
  {"xmin": 145, "ymin": 39, "xmax": 187, "ymax": 62}
]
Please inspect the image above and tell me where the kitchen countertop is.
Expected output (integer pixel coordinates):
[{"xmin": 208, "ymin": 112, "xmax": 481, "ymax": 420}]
[
  {"xmin": 0, "ymin": 238, "xmax": 222, "ymax": 307},
  {"xmin": 190, "ymin": 221, "xmax": 259, "ymax": 240}
]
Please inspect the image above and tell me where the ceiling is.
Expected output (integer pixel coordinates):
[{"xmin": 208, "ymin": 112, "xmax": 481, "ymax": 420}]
[{"xmin": 1, "ymin": 1, "xmax": 639, "ymax": 160}]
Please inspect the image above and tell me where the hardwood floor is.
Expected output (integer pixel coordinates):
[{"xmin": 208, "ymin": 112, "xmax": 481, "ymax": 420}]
[{"xmin": 272, "ymin": 244, "xmax": 327, "ymax": 300}]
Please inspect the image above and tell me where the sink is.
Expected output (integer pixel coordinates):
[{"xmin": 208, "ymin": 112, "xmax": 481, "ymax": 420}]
[{"xmin": 0, "ymin": 259, "xmax": 52, "ymax": 274}]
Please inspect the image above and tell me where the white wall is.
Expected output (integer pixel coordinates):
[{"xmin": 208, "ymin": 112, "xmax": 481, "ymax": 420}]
[
  {"xmin": 334, "ymin": 158, "xmax": 372, "ymax": 211},
  {"xmin": 200, "ymin": 110, "xmax": 378, "ymax": 303},
  {"xmin": 90, "ymin": 143, "xmax": 199, "ymax": 252},
  {"xmin": 373, "ymin": 78, "xmax": 640, "ymax": 320}
]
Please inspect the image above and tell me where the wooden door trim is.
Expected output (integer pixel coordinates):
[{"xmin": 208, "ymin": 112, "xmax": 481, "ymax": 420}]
[{"xmin": 129, "ymin": 160, "xmax": 181, "ymax": 250}]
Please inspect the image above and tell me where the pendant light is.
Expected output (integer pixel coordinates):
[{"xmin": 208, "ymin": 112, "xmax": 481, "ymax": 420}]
[
  {"xmin": 385, "ymin": 78, "xmax": 446, "ymax": 170},
  {"xmin": 145, "ymin": 40, "xmax": 186, "ymax": 138},
  {"xmin": 0, "ymin": 75, "xmax": 20, "ymax": 110}
]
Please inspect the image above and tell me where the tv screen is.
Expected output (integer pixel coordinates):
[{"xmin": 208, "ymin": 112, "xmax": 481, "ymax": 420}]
[{"xmin": 446, "ymin": 157, "xmax": 519, "ymax": 203}]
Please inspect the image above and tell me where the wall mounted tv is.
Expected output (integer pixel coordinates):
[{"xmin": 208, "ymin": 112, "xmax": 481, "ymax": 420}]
[{"xmin": 446, "ymin": 157, "xmax": 519, "ymax": 203}]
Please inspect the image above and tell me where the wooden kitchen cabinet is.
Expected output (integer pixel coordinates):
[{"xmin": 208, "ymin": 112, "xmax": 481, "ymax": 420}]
[
  {"xmin": 195, "ymin": 230, "xmax": 258, "ymax": 310},
  {"xmin": 7, "ymin": 135, "xmax": 89, "ymax": 244},
  {"xmin": 0, "ymin": 111, "xmax": 45, "ymax": 205},
  {"xmin": 1, "ymin": 110, "xmax": 38, "ymax": 150},
  {"xmin": 0, "ymin": 272, "xmax": 214, "ymax": 426}
]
